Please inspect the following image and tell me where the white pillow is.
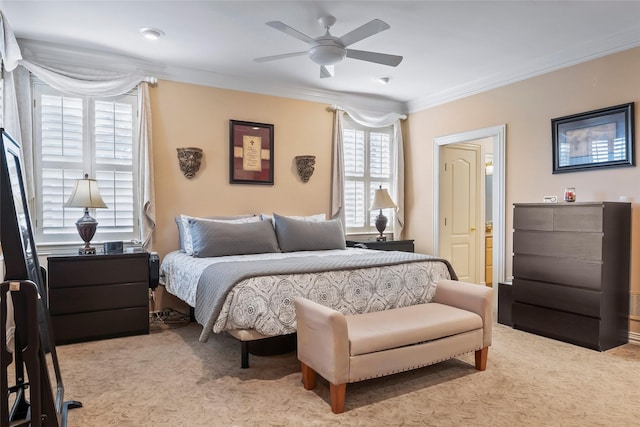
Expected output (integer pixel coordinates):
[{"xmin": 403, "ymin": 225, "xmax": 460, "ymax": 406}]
[{"xmin": 180, "ymin": 214, "xmax": 261, "ymax": 255}]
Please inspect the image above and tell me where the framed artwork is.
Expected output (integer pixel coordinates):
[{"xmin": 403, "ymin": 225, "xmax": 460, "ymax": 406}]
[
  {"xmin": 552, "ymin": 103, "xmax": 634, "ymax": 173},
  {"xmin": 229, "ymin": 120, "xmax": 274, "ymax": 184}
]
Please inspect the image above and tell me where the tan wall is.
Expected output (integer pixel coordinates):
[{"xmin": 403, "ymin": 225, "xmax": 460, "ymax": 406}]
[
  {"xmin": 149, "ymin": 81, "xmax": 333, "ymax": 259},
  {"xmin": 405, "ymin": 46, "xmax": 640, "ymax": 332}
]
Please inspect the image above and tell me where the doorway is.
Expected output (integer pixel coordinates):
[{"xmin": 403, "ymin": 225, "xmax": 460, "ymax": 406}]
[{"xmin": 433, "ymin": 125, "xmax": 506, "ymax": 290}]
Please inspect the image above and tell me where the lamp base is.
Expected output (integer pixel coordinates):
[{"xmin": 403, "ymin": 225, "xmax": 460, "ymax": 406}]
[
  {"xmin": 78, "ymin": 246, "xmax": 97, "ymax": 255},
  {"xmin": 375, "ymin": 210, "xmax": 388, "ymax": 242},
  {"xmin": 76, "ymin": 208, "xmax": 98, "ymax": 256}
]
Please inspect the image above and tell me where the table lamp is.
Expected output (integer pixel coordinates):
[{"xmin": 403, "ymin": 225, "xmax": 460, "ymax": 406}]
[
  {"xmin": 64, "ymin": 174, "xmax": 108, "ymax": 255},
  {"xmin": 370, "ymin": 186, "xmax": 396, "ymax": 241}
]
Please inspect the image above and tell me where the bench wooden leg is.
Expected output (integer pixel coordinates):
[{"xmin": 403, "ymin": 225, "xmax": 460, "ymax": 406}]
[
  {"xmin": 475, "ymin": 346, "xmax": 488, "ymax": 371},
  {"xmin": 330, "ymin": 383, "xmax": 346, "ymax": 414},
  {"xmin": 301, "ymin": 362, "xmax": 316, "ymax": 390}
]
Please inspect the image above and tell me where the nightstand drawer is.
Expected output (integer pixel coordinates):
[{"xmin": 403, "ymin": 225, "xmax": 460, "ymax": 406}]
[
  {"xmin": 51, "ymin": 307, "xmax": 149, "ymax": 345},
  {"xmin": 346, "ymin": 239, "xmax": 414, "ymax": 252},
  {"xmin": 48, "ymin": 254, "xmax": 149, "ymax": 288},
  {"xmin": 49, "ymin": 282, "xmax": 148, "ymax": 315}
]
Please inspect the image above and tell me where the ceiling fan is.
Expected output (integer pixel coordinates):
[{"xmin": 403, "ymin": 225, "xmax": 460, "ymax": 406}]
[{"xmin": 254, "ymin": 15, "xmax": 403, "ymax": 78}]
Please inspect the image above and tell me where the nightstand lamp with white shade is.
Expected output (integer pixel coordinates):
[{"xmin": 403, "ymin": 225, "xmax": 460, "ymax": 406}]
[
  {"xmin": 64, "ymin": 174, "xmax": 108, "ymax": 255},
  {"xmin": 370, "ymin": 186, "xmax": 396, "ymax": 241}
]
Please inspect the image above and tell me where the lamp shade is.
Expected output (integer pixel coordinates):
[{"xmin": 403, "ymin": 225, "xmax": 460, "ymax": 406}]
[
  {"xmin": 370, "ymin": 187, "xmax": 396, "ymax": 210},
  {"xmin": 64, "ymin": 174, "xmax": 108, "ymax": 209}
]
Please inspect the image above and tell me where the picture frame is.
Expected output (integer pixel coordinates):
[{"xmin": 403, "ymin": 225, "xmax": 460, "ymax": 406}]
[
  {"xmin": 229, "ymin": 120, "xmax": 274, "ymax": 184},
  {"xmin": 552, "ymin": 103, "xmax": 634, "ymax": 173}
]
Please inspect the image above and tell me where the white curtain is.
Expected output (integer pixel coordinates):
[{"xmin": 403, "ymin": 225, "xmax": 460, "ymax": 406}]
[
  {"xmin": 330, "ymin": 104, "xmax": 407, "ymax": 239},
  {"xmin": 20, "ymin": 60, "xmax": 145, "ymax": 97},
  {"xmin": 0, "ymin": 11, "xmax": 156, "ymax": 247},
  {"xmin": 138, "ymin": 82, "xmax": 156, "ymax": 248},
  {"xmin": 331, "ymin": 110, "xmax": 345, "ymax": 227}
]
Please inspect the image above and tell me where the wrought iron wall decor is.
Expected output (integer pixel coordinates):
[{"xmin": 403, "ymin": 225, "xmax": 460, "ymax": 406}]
[
  {"xmin": 295, "ymin": 155, "xmax": 316, "ymax": 183},
  {"xmin": 177, "ymin": 147, "xmax": 204, "ymax": 179}
]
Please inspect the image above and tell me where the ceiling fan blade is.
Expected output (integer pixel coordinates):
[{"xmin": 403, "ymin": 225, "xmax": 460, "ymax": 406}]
[
  {"xmin": 337, "ymin": 19, "xmax": 390, "ymax": 47},
  {"xmin": 266, "ymin": 21, "xmax": 315, "ymax": 44},
  {"xmin": 320, "ymin": 65, "xmax": 334, "ymax": 78},
  {"xmin": 346, "ymin": 49, "xmax": 403, "ymax": 67},
  {"xmin": 254, "ymin": 51, "xmax": 307, "ymax": 63}
]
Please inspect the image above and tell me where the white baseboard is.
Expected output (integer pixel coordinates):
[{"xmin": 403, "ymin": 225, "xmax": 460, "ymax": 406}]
[{"xmin": 628, "ymin": 331, "xmax": 640, "ymax": 345}]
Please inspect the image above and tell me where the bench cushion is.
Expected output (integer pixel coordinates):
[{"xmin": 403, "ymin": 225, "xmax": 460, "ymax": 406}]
[{"xmin": 345, "ymin": 303, "xmax": 482, "ymax": 356}]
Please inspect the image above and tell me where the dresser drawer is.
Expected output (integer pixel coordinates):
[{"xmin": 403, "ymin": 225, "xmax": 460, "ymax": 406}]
[
  {"xmin": 513, "ymin": 254, "xmax": 602, "ymax": 290},
  {"xmin": 514, "ymin": 205, "xmax": 604, "ymax": 232},
  {"xmin": 48, "ymin": 254, "xmax": 149, "ymax": 288},
  {"xmin": 513, "ymin": 230, "xmax": 603, "ymax": 260},
  {"xmin": 512, "ymin": 302, "xmax": 601, "ymax": 350},
  {"xmin": 513, "ymin": 278, "xmax": 601, "ymax": 317},
  {"xmin": 49, "ymin": 282, "xmax": 148, "ymax": 315},
  {"xmin": 513, "ymin": 206, "xmax": 554, "ymax": 231},
  {"xmin": 52, "ymin": 307, "xmax": 149, "ymax": 345},
  {"xmin": 553, "ymin": 206, "xmax": 603, "ymax": 232}
]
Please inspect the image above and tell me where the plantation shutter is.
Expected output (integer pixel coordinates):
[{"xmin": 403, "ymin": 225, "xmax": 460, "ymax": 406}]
[
  {"xmin": 34, "ymin": 81, "xmax": 139, "ymax": 245},
  {"xmin": 342, "ymin": 117, "xmax": 394, "ymax": 233}
]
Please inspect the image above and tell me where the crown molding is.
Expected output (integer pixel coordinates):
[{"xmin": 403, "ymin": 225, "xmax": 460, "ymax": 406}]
[
  {"xmin": 155, "ymin": 64, "xmax": 408, "ymax": 113},
  {"xmin": 18, "ymin": 38, "xmax": 407, "ymax": 114},
  {"xmin": 18, "ymin": 23, "xmax": 640, "ymax": 117},
  {"xmin": 406, "ymin": 26, "xmax": 640, "ymax": 113}
]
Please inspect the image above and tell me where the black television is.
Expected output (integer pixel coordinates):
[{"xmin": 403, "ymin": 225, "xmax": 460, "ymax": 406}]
[{"xmin": 1, "ymin": 129, "xmax": 80, "ymax": 425}]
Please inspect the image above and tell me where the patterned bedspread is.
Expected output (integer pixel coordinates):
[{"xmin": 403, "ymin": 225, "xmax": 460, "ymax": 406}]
[{"xmin": 160, "ymin": 248, "xmax": 455, "ymax": 340}]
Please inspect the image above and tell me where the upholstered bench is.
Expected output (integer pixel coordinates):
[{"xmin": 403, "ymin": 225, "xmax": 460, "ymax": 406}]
[{"xmin": 294, "ymin": 279, "xmax": 493, "ymax": 413}]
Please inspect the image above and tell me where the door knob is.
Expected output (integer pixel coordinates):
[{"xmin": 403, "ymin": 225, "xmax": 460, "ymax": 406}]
[{"xmin": 470, "ymin": 227, "xmax": 476, "ymax": 231}]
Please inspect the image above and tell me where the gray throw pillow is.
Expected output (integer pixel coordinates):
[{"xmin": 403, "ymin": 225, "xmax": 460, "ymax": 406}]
[
  {"xmin": 189, "ymin": 218, "xmax": 279, "ymax": 257},
  {"xmin": 273, "ymin": 213, "xmax": 346, "ymax": 252},
  {"xmin": 175, "ymin": 214, "xmax": 257, "ymax": 253}
]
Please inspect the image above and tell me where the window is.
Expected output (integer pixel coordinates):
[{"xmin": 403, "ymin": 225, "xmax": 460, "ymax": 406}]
[
  {"xmin": 342, "ymin": 117, "xmax": 395, "ymax": 234},
  {"xmin": 33, "ymin": 80, "xmax": 140, "ymax": 246}
]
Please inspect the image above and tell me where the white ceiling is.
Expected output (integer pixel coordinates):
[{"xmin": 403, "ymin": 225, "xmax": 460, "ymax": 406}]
[{"xmin": 2, "ymin": 1, "xmax": 640, "ymax": 112}]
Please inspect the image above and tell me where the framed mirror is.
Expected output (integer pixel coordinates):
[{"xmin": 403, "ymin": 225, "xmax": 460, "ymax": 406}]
[{"xmin": 1, "ymin": 129, "xmax": 80, "ymax": 424}]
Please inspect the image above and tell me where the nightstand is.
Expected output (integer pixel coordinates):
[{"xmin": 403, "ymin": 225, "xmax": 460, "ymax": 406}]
[
  {"xmin": 498, "ymin": 281, "xmax": 513, "ymax": 327},
  {"xmin": 346, "ymin": 239, "xmax": 415, "ymax": 253},
  {"xmin": 47, "ymin": 252, "xmax": 150, "ymax": 344}
]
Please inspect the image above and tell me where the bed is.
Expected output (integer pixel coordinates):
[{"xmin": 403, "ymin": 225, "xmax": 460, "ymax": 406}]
[{"xmin": 160, "ymin": 213, "xmax": 457, "ymax": 367}]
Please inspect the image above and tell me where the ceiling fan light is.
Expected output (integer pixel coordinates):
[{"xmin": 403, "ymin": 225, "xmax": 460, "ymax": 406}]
[
  {"xmin": 139, "ymin": 27, "xmax": 165, "ymax": 40},
  {"xmin": 309, "ymin": 45, "xmax": 346, "ymax": 65}
]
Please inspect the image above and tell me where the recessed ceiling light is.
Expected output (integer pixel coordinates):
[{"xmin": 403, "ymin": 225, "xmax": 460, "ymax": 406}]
[
  {"xmin": 376, "ymin": 76, "xmax": 391, "ymax": 84},
  {"xmin": 139, "ymin": 27, "xmax": 165, "ymax": 40}
]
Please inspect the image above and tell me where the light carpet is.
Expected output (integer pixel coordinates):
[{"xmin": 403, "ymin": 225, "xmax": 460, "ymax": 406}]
[{"xmin": 51, "ymin": 322, "xmax": 640, "ymax": 426}]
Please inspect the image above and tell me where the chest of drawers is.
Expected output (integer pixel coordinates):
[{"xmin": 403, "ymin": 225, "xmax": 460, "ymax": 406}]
[{"xmin": 512, "ymin": 202, "xmax": 630, "ymax": 351}]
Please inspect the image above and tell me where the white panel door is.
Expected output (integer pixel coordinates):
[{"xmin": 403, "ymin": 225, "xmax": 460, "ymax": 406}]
[{"xmin": 439, "ymin": 144, "xmax": 480, "ymax": 282}]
